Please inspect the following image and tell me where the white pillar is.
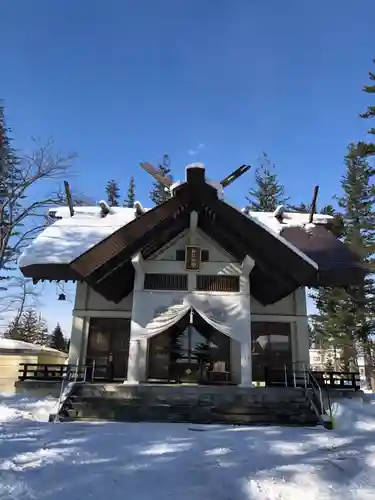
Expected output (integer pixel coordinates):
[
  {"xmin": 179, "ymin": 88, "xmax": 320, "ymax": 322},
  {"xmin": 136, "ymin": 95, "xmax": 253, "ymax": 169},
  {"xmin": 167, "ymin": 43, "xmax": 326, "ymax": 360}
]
[
  {"xmin": 68, "ymin": 315, "xmax": 85, "ymax": 365},
  {"xmin": 126, "ymin": 327, "xmax": 148, "ymax": 383},
  {"xmin": 239, "ymin": 255, "xmax": 255, "ymax": 387},
  {"xmin": 125, "ymin": 253, "xmax": 146, "ymax": 384},
  {"xmin": 126, "ymin": 337, "xmax": 141, "ymax": 383},
  {"xmin": 240, "ymin": 337, "xmax": 252, "ymax": 386},
  {"xmin": 79, "ymin": 317, "xmax": 90, "ymax": 366}
]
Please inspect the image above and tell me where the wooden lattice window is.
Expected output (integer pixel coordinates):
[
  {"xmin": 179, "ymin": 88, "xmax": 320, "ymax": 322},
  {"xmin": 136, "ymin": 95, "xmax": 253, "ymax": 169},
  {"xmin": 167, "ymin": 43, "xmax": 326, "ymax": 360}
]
[
  {"xmin": 196, "ymin": 275, "xmax": 240, "ymax": 292},
  {"xmin": 201, "ymin": 249, "xmax": 209, "ymax": 262},
  {"xmin": 176, "ymin": 250, "xmax": 185, "ymax": 261},
  {"xmin": 144, "ymin": 273, "xmax": 188, "ymax": 290}
]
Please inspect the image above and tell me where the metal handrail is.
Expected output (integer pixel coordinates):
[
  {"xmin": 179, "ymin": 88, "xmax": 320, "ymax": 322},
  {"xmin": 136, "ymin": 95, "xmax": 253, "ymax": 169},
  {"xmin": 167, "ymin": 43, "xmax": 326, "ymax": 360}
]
[
  {"xmin": 320, "ymin": 373, "xmax": 333, "ymax": 421},
  {"xmin": 308, "ymin": 370, "xmax": 324, "ymax": 417},
  {"xmin": 53, "ymin": 357, "xmax": 80, "ymax": 424}
]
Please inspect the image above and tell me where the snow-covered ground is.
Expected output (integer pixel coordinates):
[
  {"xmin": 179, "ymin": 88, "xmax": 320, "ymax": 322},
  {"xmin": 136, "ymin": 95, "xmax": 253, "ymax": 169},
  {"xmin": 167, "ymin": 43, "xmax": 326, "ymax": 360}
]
[{"xmin": 1, "ymin": 393, "xmax": 375, "ymax": 500}]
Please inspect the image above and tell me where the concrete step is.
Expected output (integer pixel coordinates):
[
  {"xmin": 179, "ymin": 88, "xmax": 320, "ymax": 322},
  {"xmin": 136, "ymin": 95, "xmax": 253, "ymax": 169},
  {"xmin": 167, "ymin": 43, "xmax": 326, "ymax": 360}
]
[
  {"xmin": 67, "ymin": 398, "xmax": 319, "ymax": 426},
  {"xmin": 55, "ymin": 384, "xmax": 318, "ymax": 427},
  {"xmin": 71, "ymin": 400, "xmax": 312, "ymax": 417}
]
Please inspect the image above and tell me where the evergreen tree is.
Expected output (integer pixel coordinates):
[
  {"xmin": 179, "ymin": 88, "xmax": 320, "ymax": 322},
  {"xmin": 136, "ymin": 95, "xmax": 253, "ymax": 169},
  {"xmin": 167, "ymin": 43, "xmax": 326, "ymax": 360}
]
[
  {"xmin": 149, "ymin": 154, "xmax": 173, "ymax": 206},
  {"xmin": 311, "ymin": 144, "xmax": 375, "ymax": 385},
  {"xmin": 124, "ymin": 176, "xmax": 136, "ymax": 208},
  {"xmin": 310, "ymin": 286, "xmax": 356, "ymax": 368},
  {"xmin": 0, "ymin": 105, "xmax": 23, "ymax": 289},
  {"xmin": 105, "ymin": 180, "xmax": 121, "ymax": 207},
  {"xmin": 358, "ymin": 59, "xmax": 375, "ymax": 158},
  {"xmin": 336, "ymin": 143, "xmax": 375, "ymax": 387},
  {"xmin": 4, "ymin": 308, "xmax": 48, "ymax": 344},
  {"xmin": 246, "ymin": 152, "xmax": 288, "ymax": 211},
  {"xmin": 49, "ymin": 323, "xmax": 66, "ymax": 352},
  {"xmin": 20, "ymin": 309, "xmax": 48, "ymax": 345},
  {"xmin": 4, "ymin": 314, "xmax": 28, "ymax": 341}
]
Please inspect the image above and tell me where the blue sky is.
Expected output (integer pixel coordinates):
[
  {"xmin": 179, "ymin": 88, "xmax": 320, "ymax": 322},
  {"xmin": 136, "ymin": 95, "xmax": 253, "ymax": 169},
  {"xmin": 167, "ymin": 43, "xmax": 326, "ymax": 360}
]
[{"xmin": 1, "ymin": 0, "xmax": 374, "ymax": 336}]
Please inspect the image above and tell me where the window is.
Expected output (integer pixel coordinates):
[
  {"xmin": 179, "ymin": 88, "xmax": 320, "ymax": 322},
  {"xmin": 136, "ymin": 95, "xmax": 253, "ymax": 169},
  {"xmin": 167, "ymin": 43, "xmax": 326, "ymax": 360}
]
[
  {"xmin": 196, "ymin": 275, "xmax": 240, "ymax": 292},
  {"xmin": 176, "ymin": 250, "xmax": 185, "ymax": 261},
  {"xmin": 201, "ymin": 249, "xmax": 209, "ymax": 262},
  {"xmin": 144, "ymin": 273, "xmax": 188, "ymax": 290}
]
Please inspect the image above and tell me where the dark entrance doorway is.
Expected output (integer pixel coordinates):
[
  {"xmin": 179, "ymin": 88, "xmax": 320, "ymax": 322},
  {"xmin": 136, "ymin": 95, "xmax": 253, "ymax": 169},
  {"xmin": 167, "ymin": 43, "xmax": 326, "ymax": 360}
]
[
  {"xmin": 148, "ymin": 311, "xmax": 231, "ymax": 384},
  {"xmin": 86, "ymin": 318, "xmax": 131, "ymax": 380},
  {"xmin": 251, "ymin": 321, "xmax": 292, "ymax": 383}
]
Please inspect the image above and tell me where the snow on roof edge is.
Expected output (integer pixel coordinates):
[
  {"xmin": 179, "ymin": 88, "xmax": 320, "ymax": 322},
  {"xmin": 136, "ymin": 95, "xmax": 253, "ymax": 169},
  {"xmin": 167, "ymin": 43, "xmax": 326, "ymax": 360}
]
[
  {"xmin": 0, "ymin": 337, "xmax": 68, "ymax": 356},
  {"xmin": 224, "ymin": 200, "xmax": 319, "ymax": 269},
  {"xmin": 20, "ymin": 199, "xmax": 327, "ymax": 270}
]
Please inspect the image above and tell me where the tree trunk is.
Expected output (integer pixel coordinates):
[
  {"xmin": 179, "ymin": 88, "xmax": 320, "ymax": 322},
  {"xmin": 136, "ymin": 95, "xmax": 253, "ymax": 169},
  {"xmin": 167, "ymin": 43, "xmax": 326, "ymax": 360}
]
[{"xmin": 363, "ymin": 340, "xmax": 375, "ymax": 391}]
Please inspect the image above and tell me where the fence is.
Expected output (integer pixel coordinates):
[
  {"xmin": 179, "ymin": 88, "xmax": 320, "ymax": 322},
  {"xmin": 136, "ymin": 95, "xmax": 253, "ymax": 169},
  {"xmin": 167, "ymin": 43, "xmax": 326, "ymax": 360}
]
[
  {"xmin": 264, "ymin": 364, "xmax": 360, "ymax": 391},
  {"xmin": 18, "ymin": 363, "xmax": 108, "ymax": 382}
]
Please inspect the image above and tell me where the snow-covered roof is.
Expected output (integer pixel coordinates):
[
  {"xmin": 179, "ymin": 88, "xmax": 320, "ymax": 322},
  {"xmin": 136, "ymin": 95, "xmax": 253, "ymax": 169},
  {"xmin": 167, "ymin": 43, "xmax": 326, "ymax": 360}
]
[
  {"xmin": 0, "ymin": 338, "xmax": 68, "ymax": 356},
  {"xmin": 18, "ymin": 199, "xmax": 332, "ymax": 269},
  {"xmin": 247, "ymin": 211, "xmax": 332, "ymax": 234},
  {"xmin": 19, "ymin": 206, "xmax": 142, "ymax": 267}
]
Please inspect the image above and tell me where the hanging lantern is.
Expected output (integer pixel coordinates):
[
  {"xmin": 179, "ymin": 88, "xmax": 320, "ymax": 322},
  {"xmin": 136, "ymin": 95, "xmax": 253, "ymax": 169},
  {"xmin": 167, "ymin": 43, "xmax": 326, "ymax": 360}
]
[{"xmin": 56, "ymin": 282, "xmax": 67, "ymax": 301}]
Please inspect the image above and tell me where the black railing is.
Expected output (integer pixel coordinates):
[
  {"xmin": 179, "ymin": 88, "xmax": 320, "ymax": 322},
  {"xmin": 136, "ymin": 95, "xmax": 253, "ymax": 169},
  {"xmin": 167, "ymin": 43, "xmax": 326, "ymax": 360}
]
[
  {"xmin": 18, "ymin": 363, "xmax": 109, "ymax": 382},
  {"xmin": 18, "ymin": 362, "xmax": 362, "ymax": 392},
  {"xmin": 312, "ymin": 371, "xmax": 361, "ymax": 391},
  {"xmin": 264, "ymin": 365, "xmax": 307, "ymax": 388}
]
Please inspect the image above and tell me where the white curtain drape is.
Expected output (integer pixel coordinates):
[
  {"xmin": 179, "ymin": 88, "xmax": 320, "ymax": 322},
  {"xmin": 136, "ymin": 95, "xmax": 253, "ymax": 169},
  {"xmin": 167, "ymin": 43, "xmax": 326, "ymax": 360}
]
[{"xmin": 131, "ymin": 290, "xmax": 250, "ymax": 343}]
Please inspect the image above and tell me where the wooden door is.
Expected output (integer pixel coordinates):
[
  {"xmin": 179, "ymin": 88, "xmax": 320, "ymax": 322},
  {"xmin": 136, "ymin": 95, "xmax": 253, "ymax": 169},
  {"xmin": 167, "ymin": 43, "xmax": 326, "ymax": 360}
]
[
  {"xmin": 252, "ymin": 322, "xmax": 292, "ymax": 382},
  {"xmin": 87, "ymin": 318, "xmax": 131, "ymax": 380},
  {"xmin": 111, "ymin": 319, "xmax": 130, "ymax": 379}
]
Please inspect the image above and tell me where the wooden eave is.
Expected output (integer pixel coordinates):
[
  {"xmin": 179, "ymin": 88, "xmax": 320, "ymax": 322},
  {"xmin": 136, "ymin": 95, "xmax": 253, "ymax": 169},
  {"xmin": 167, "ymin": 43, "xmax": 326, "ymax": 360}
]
[{"xmin": 20, "ymin": 263, "xmax": 81, "ymax": 283}]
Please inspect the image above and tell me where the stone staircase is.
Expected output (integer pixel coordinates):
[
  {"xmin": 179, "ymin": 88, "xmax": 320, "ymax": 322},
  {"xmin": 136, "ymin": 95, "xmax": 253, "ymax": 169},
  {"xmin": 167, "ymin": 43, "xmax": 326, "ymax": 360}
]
[{"xmin": 53, "ymin": 383, "xmax": 320, "ymax": 426}]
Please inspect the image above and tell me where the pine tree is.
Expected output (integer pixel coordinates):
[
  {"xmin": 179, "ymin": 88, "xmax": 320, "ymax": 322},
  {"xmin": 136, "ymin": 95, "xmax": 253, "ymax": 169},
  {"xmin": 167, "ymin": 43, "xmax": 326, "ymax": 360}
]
[
  {"xmin": 0, "ymin": 105, "xmax": 23, "ymax": 289},
  {"xmin": 49, "ymin": 323, "xmax": 66, "ymax": 352},
  {"xmin": 310, "ymin": 145, "xmax": 375, "ymax": 384},
  {"xmin": 358, "ymin": 59, "xmax": 375, "ymax": 158},
  {"xmin": 246, "ymin": 152, "xmax": 288, "ymax": 211},
  {"xmin": 310, "ymin": 286, "xmax": 356, "ymax": 368},
  {"xmin": 4, "ymin": 314, "xmax": 28, "ymax": 341},
  {"xmin": 336, "ymin": 143, "xmax": 375, "ymax": 387},
  {"xmin": 124, "ymin": 176, "xmax": 136, "ymax": 208},
  {"xmin": 18, "ymin": 309, "xmax": 48, "ymax": 345},
  {"xmin": 149, "ymin": 154, "xmax": 173, "ymax": 206},
  {"xmin": 105, "ymin": 180, "xmax": 121, "ymax": 207}
]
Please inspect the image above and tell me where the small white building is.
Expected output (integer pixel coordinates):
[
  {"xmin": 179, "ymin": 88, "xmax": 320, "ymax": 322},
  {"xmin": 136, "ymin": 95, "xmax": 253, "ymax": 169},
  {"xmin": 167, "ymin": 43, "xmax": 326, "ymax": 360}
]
[
  {"xmin": 18, "ymin": 164, "xmax": 364, "ymax": 387},
  {"xmin": 0, "ymin": 338, "xmax": 68, "ymax": 392}
]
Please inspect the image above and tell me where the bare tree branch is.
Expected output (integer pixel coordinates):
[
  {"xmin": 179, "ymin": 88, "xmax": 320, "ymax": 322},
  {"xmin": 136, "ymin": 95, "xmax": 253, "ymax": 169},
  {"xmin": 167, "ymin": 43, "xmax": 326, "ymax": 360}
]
[
  {"xmin": 0, "ymin": 276, "xmax": 38, "ymax": 333},
  {"xmin": 0, "ymin": 140, "xmax": 76, "ymax": 271},
  {"xmin": 0, "ymin": 138, "xmax": 77, "ymax": 323}
]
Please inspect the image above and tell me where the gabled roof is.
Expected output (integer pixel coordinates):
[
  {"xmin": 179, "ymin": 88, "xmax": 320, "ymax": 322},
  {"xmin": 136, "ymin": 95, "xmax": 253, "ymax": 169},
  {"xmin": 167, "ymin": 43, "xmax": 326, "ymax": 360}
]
[{"xmin": 19, "ymin": 166, "xmax": 366, "ymax": 305}]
